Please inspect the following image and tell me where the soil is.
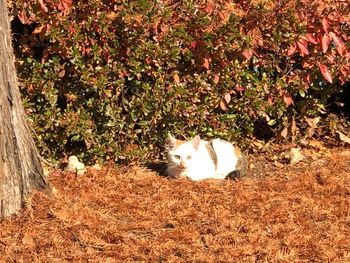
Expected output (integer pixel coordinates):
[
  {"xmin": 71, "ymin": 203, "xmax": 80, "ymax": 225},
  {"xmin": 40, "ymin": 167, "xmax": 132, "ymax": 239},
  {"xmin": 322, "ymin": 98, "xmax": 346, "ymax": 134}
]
[{"xmin": 1, "ymin": 147, "xmax": 350, "ymax": 262}]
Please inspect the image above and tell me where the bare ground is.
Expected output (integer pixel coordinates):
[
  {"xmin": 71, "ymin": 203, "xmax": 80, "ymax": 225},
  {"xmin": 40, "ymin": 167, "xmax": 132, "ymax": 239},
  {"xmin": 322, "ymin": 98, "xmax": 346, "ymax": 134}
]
[{"xmin": 1, "ymin": 148, "xmax": 350, "ymax": 262}]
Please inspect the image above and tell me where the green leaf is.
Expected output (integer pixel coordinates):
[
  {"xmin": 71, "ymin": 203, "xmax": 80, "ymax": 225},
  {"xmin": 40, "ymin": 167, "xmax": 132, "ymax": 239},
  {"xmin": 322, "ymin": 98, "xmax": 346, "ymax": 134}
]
[{"xmin": 268, "ymin": 119, "xmax": 276, "ymax": 126}]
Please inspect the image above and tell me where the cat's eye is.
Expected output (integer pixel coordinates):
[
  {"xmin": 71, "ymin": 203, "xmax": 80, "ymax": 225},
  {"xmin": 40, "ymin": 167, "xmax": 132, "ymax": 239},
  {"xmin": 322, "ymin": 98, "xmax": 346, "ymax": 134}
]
[
  {"xmin": 186, "ymin": 155, "xmax": 192, "ymax": 160},
  {"xmin": 174, "ymin": 155, "xmax": 181, "ymax": 160}
]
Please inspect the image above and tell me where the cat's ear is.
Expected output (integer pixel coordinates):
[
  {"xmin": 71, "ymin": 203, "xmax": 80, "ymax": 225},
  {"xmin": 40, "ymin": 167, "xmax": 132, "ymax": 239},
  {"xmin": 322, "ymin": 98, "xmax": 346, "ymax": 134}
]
[
  {"xmin": 191, "ymin": 135, "xmax": 201, "ymax": 150},
  {"xmin": 165, "ymin": 134, "xmax": 177, "ymax": 150}
]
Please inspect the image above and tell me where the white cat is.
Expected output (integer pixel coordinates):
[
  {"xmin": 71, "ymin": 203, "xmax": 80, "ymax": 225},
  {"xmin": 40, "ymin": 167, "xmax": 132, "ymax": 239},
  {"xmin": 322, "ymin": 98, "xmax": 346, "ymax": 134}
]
[{"xmin": 165, "ymin": 134, "xmax": 247, "ymax": 181}]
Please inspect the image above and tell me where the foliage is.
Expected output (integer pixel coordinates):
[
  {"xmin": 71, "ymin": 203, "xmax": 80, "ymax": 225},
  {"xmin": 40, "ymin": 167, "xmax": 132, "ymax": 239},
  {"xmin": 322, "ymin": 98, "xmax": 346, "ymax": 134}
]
[{"xmin": 12, "ymin": 0, "xmax": 350, "ymax": 163}]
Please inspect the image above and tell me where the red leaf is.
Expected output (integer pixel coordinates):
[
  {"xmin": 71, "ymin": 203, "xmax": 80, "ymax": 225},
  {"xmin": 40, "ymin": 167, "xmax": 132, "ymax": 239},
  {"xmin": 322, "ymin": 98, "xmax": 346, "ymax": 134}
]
[
  {"xmin": 203, "ymin": 58, "xmax": 210, "ymax": 70},
  {"xmin": 268, "ymin": 94, "xmax": 273, "ymax": 105},
  {"xmin": 58, "ymin": 0, "xmax": 72, "ymax": 11},
  {"xmin": 263, "ymin": 84, "xmax": 269, "ymax": 93},
  {"xmin": 297, "ymin": 40, "xmax": 309, "ymax": 56},
  {"xmin": 305, "ymin": 33, "xmax": 317, "ymax": 44},
  {"xmin": 58, "ymin": 69, "xmax": 66, "ymax": 78},
  {"xmin": 45, "ymin": 24, "xmax": 51, "ymax": 34},
  {"xmin": 190, "ymin": 41, "xmax": 197, "ymax": 49},
  {"xmin": 38, "ymin": 0, "xmax": 49, "ymax": 12},
  {"xmin": 173, "ymin": 73, "xmax": 180, "ymax": 85},
  {"xmin": 205, "ymin": 3, "xmax": 215, "ymax": 13},
  {"xmin": 329, "ymin": 32, "xmax": 345, "ymax": 56},
  {"xmin": 219, "ymin": 100, "xmax": 228, "ymax": 111},
  {"xmin": 283, "ymin": 93, "xmax": 294, "ymax": 106},
  {"xmin": 213, "ymin": 74, "xmax": 220, "ymax": 84},
  {"xmin": 242, "ymin": 49, "xmax": 253, "ymax": 60},
  {"xmin": 33, "ymin": 25, "xmax": 45, "ymax": 34},
  {"xmin": 302, "ymin": 60, "xmax": 314, "ymax": 69},
  {"xmin": 287, "ymin": 43, "xmax": 297, "ymax": 56},
  {"xmin": 341, "ymin": 33, "xmax": 349, "ymax": 41},
  {"xmin": 224, "ymin": 93, "xmax": 231, "ymax": 104},
  {"xmin": 235, "ymin": 86, "xmax": 246, "ymax": 93},
  {"xmin": 321, "ymin": 17, "xmax": 329, "ymax": 33},
  {"xmin": 321, "ymin": 34, "xmax": 330, "ymax": 53},
  {"xmin": 17, "ymin": 11, "xmax": 29, "ymax": 24},
  {"xmin": 303, "ymin": 74, "xmax": 311, "ymax": 85},
  {"xmin": 41, "ymin": 48, "xmax": 51, "ymax": 63},
  {"xmin": 319, "ymin": 64, "xmax": 332, "ymax": 83}
]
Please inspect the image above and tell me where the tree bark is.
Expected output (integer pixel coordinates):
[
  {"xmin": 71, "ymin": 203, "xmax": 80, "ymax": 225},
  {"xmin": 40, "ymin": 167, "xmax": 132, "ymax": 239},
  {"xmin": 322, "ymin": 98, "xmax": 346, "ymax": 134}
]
[{"xmin": 0, "ymin": 0, "xmax": 49, "ymax": 220}]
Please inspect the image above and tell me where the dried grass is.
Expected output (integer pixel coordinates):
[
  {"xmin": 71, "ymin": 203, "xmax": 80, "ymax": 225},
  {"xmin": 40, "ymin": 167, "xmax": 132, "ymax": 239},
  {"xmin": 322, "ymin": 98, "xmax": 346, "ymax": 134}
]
[{"xmin": 1, "ymin": 150, "xmax": 350, "ymax": 262}]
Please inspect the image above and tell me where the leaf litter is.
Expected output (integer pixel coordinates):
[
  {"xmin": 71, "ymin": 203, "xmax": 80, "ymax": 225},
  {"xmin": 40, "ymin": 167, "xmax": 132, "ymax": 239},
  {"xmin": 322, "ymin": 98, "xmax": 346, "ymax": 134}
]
[{"xmin": 1, "ymin": 148, "xmax": 350, "ymax": 262}]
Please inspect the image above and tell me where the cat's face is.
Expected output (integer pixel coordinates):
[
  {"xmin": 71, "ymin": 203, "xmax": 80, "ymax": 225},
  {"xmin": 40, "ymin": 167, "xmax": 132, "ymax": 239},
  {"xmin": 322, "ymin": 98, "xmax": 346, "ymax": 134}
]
[{"xmin": 166, "ymin": 135, "xmax": 201, "ymax": 170}]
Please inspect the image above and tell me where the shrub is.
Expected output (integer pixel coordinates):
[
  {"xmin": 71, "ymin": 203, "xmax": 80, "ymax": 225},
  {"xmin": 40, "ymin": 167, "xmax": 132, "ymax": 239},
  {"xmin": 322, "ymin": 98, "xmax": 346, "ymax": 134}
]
[{"xmin": 12, "ymin": 0, "xmax": 350, "ymax": 163}]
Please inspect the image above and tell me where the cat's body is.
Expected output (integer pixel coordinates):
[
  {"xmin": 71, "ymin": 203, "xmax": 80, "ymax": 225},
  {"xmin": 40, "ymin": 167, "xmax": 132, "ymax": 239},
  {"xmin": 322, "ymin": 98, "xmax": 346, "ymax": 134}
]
[{"xmin": 165, "ymin": 135, "xmax": 247, "ymax": 181}]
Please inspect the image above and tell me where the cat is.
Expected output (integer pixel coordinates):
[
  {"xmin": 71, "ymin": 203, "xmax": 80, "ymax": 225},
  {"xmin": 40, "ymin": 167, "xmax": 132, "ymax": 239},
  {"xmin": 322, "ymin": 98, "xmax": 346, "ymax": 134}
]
[{"xmin": 165, "ymin": 134, "xmax": 247, "ymax": 181}]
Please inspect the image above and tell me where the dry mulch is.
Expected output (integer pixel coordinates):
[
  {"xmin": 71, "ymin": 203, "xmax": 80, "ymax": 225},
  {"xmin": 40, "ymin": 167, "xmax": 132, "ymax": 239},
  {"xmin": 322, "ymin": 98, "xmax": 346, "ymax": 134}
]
[{"xmin": 1, "ymin": 149, "xmax": 350, "ymax": 262}]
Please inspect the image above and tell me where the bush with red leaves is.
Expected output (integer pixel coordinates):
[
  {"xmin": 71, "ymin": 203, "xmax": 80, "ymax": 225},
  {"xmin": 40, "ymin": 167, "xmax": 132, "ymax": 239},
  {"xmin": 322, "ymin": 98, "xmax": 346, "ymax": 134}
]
[{"xmin": 11, "ymin": 0, "xmax": 350, "ymax": 163}]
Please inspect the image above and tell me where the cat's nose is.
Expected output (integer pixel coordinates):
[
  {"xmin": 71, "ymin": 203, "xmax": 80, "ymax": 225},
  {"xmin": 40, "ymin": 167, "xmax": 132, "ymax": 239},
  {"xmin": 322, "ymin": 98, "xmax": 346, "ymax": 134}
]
[{"xmin": 179, "ymin": 162, "xmax": 185, "ymax": 168}]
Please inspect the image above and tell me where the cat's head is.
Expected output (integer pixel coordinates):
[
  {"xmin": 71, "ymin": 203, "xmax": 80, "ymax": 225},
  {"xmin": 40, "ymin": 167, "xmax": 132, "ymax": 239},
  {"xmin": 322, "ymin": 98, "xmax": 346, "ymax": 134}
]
[{"xmin": 165, "ymin": 134, "xmax": 201, "ymax": 170}]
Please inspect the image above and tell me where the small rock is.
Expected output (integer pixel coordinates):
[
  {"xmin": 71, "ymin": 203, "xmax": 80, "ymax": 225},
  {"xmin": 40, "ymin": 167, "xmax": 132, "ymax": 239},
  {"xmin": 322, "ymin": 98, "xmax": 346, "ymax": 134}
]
[
  {"xmin": 66, "ymin": 155, "xmax": 85, "ymax": 175},
  {"xmin": 289, "ymin": 148, "xmax": 304, "ymax": 165}
]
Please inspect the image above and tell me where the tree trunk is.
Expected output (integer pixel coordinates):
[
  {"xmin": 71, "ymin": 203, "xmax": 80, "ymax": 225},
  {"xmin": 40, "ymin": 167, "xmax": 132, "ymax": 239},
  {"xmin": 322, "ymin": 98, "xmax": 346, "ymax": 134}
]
[{"xmin": 0, "ymin": 0, "xmax": 49, "ymax": 220}]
